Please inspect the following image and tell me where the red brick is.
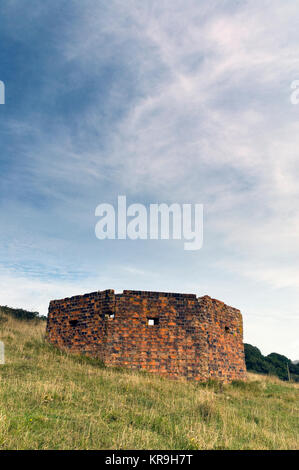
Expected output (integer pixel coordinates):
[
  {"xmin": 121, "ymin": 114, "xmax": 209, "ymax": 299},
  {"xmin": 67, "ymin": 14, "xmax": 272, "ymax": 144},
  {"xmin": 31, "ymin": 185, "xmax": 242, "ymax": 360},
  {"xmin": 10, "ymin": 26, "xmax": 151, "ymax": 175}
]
[{"xmin": 46, "ymin": 289, "xmax": 246, "ymax": 382}]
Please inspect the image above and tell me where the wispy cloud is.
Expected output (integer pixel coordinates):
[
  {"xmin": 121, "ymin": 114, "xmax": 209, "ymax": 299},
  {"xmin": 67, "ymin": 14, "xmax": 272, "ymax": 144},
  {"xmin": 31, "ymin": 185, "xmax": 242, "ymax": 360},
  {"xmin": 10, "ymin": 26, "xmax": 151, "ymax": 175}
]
[{"xmin": 0, "ymin": 1, "xmax": 299, "ymax": 358}]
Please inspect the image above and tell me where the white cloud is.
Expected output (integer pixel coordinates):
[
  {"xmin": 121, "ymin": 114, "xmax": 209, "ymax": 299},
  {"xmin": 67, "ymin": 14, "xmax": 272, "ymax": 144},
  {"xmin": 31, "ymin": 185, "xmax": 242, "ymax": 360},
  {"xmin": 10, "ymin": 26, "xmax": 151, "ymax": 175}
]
[{"xmin": 1, "ymin": 0, "xmax": 299, "ymax": 358}]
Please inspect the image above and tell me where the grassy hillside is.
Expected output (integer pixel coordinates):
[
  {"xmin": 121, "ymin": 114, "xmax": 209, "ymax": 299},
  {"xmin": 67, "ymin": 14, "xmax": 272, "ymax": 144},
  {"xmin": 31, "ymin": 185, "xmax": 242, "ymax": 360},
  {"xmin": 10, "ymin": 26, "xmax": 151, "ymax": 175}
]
[{"xmin": 0, "ymin": 312, "xmax": 298, "ymax": 450}]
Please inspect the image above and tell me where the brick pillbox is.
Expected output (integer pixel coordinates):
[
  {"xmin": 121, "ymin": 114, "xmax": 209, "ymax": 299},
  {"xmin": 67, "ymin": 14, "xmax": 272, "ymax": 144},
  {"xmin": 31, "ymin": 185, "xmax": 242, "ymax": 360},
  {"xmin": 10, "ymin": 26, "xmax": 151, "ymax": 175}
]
[{"xmin": 46, "ymin": 289, "xmax": 246, "ymax": 382}]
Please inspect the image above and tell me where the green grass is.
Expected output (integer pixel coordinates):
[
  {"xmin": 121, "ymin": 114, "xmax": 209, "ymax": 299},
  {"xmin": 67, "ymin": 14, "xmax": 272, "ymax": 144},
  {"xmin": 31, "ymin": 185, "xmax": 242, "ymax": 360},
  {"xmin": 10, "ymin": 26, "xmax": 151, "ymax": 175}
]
[{"xmin": 0, "ymin": 313, "xmax": 298, "ymax": 450}]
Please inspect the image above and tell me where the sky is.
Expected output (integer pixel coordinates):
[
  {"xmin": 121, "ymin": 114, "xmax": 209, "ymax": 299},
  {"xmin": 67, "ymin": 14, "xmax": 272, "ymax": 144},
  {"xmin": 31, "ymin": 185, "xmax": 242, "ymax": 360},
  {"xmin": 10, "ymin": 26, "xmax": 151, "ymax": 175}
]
[{"xmin": 0, "ymin": 0, "xmax": 299, "ymax": 359}]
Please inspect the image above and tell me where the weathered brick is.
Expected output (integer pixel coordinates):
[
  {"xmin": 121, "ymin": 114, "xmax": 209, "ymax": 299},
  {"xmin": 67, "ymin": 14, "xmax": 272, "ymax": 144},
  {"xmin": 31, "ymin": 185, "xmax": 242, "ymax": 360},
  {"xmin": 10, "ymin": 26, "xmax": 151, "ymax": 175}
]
[{"xmin": 46, "ymin": 289, "xmax": 246, "ymax": 382}]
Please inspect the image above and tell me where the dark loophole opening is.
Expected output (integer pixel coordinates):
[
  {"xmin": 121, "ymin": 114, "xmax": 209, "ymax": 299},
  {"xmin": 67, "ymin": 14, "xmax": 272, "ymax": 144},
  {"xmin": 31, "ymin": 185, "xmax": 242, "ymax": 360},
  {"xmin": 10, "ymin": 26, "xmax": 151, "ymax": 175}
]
[
  {"xmin": 225, "ymin": 326, "xmax": 230, "ymax": 333},
  {"xmin": 70, "ymin": 320, "xmax": 79, "ymax": 327}
]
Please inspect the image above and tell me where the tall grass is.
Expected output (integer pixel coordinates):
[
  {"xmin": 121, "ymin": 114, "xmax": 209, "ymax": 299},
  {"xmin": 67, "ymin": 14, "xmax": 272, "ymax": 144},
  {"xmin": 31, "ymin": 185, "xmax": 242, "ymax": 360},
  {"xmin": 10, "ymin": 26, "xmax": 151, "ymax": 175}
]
[{"xmin": 0, "ymin": 313, "xmax": 298, "ymax": 450}]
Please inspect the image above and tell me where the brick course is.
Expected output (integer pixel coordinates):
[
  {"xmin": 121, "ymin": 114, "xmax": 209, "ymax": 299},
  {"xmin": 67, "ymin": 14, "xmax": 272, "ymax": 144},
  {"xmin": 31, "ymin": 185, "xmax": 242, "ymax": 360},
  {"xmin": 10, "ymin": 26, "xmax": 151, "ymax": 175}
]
[{"xmin": 46, "ymin": 289, "xmax": 246, "ymax": 382}]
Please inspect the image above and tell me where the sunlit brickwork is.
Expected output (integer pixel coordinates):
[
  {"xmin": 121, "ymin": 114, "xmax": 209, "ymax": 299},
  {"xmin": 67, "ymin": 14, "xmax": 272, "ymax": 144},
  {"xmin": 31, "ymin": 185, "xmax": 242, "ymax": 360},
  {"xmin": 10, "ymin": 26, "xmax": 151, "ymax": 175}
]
[{"xmin": 46, "ymin": 289, "xmax": 246, "ymax": 382}]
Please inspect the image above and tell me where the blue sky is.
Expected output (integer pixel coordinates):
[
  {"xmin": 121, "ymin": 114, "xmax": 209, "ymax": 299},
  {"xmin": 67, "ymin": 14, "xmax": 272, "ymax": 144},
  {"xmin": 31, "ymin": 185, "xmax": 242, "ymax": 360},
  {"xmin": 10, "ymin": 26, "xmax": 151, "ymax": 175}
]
[{"xmin": 0, "ymin": 0, "xmax": 299, "ymax": 359}]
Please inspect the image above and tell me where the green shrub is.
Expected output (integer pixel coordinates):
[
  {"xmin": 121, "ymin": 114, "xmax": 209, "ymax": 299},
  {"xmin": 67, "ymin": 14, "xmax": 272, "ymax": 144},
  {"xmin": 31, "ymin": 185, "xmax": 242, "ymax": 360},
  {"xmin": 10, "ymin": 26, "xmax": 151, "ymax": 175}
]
[
  {"xmin": 0, "ymin": 305, "xmax": 46, "ymax": 321},
  {"xmin": 244, "ymin": 343, "xmax": 299, "ymax": 382}
]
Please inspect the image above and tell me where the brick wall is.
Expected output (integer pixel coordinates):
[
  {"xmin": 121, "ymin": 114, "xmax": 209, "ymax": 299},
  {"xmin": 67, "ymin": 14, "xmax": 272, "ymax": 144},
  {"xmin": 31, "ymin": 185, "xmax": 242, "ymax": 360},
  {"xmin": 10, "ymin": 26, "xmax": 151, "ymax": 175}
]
[{"xmin": 46, "ymin": 289, "xmax": 246, "ymax": 382}]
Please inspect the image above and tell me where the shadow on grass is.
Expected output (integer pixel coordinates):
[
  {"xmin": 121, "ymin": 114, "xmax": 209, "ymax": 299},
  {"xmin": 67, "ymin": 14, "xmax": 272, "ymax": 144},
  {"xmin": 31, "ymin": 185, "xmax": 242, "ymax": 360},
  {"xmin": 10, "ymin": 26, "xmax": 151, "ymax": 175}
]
[
  {"xmin": 197, "ymin": 379, "xmax": 224, "ymax": 393},
  {"xmin": 230, "ymin": 379, "xmax": 261, "ymax": 393},
  {"xmin": 70, "ymin": 354, "xmax": 106, "ymax": 369}
]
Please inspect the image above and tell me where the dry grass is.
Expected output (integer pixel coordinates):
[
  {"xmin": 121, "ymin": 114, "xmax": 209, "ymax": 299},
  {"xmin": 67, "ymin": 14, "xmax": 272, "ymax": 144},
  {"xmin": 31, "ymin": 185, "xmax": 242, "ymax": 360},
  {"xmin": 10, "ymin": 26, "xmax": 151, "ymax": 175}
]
[{"xmin": 0, "ymin": 313, "xmax": 298, "ymax": 450}]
